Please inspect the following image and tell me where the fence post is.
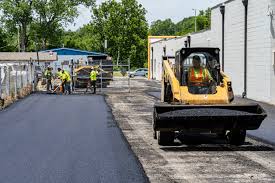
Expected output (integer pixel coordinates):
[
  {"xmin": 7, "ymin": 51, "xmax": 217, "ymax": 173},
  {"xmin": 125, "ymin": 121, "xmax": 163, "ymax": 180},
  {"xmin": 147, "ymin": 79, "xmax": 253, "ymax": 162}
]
[
  {"xmin": 100, "ymin": 60, "xmax": 103, "ymax": 92},
  {"xmin": 128, "ymin": 58, "xmax": 131, "ymax": 93},
  {"xmin": 30, "ymin": 61, "xmax": 35, "ymax": 92},
  {"xmin": 20, "ymin": 63, "xmax": 23, "ymax": 89},
  {"xmin": 0, "ymin": 67, "xmax": 2, "ymax": 99},
  {"xmin": 15, "ymin": 65, "xmax": 18, "ymax": 98},
  {"xmin": 6, "ymin": 66, "xmax": 10, "ymax": 97},
  {"xmin": 26, "ymin": 64, "xmax": 29, "ymax": 85}
]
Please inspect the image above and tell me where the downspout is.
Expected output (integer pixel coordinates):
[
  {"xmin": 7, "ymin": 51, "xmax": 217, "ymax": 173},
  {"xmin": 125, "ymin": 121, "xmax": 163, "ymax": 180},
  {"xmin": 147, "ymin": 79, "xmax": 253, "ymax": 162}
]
[
  {"xmin": 151, "ymin": 47, "xmax": 154, "ymax": 79},
  {"xmin": 242, "ymin": 0, "xmax": 248, "ymax": 98},
  {"xmin": 220, "ymin": 5, "xmax": 225, "ymax": 72}
]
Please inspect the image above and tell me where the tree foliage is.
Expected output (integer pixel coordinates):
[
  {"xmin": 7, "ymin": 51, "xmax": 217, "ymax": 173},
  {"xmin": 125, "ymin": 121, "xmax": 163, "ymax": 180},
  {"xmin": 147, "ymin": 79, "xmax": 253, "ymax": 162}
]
[
  {"xmin": 150, "ymin": 19, "xmax": 176, "ymax": 36},
  {"xmin": 0, "ymin": 0, "xmax": 95, "ymax": 51},
  {"xmin": 0, "ymin": 0, "xmax": 33, "ymax": 51},
  {"xmin": 149, "ymin": 8, "xmax": 211, "ymax": 36},
  {"xmin": 92, "ymin": 0, "xmax": 148, "ymax": 68}
]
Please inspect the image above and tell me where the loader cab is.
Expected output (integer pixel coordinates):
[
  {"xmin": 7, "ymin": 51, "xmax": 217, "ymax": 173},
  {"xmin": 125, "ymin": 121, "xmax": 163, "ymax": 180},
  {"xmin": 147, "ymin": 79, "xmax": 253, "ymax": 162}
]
[{"xmin": 175, "ymin": 48, "xmax": 221, "ymax": 94}]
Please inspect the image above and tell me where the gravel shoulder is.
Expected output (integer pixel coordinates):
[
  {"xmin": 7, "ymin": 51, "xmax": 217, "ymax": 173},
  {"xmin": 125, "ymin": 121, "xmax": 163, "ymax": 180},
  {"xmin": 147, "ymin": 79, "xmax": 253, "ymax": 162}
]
[{"xmin": 105, "ymin": 78, "xmax": 275, "ymax": 183}]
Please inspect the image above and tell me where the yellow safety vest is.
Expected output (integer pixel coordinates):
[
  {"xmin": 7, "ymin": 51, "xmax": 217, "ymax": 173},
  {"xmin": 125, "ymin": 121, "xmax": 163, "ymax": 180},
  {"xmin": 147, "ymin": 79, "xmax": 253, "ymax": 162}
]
[
  {"xmin": 61, "ymin": 71, "xmax": 71, "ymax": 82},
  {"xmin": 90, "ymin": 71, "xmax": 98, "ymax": 81},
  {"xmin": 44, "ymin": 70, "xmax": 52, "ymax": 79},
  {"xmin": 57, "ymin": 71, "xmax": 63, "ymax": 78}
]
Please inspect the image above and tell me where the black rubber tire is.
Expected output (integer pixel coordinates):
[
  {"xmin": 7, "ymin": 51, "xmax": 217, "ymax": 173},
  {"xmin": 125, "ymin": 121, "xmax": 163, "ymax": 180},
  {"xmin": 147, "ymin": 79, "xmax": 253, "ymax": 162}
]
[
  {"xmin": 157, "ymin": 131, "xmax": 175, "ymax": 145},
  {"xmin": 153, "ymin": 131, "xmax": 157, "ymax": 139},
  {"xmin": 217, "ymin": 130, "xmax": 227, "ymax": 139},
  {"xmin": 227, "ymin": 129, "xmax": 246, "ymax": 146}
]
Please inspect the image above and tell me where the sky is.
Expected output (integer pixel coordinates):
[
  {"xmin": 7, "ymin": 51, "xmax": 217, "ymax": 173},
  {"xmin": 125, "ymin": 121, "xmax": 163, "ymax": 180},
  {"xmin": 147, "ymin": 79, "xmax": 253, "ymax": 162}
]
[{"xmin": 67, "ymin": 0, "xmax": 225, "ymax": 31}]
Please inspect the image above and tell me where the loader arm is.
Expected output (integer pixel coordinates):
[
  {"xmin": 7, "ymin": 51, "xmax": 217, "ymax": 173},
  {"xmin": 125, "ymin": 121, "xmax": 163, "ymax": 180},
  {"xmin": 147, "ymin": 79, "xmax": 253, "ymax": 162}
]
[{"xmin": 162, "ymin": 60, "xmax": 181, "ymax": 101}]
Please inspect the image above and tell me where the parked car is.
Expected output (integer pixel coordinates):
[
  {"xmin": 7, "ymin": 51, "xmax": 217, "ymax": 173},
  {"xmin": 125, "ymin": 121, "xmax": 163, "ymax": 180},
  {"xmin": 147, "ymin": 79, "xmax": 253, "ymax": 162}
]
[{"xmin": 128, "ymin": 68, "xmax": 148, "ymax": 78}]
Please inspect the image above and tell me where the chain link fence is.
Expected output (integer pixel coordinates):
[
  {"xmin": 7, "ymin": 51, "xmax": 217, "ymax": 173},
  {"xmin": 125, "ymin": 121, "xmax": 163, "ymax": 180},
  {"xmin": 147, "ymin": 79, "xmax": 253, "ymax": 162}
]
[{"xmin": 0, "ymin": 63, "xmax": 35, "ymax": 108}]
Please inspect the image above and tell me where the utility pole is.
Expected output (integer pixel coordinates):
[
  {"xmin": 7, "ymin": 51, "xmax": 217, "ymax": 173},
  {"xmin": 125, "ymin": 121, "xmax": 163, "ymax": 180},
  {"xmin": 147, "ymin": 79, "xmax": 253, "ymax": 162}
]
[
  {"xmin": 192, "ymin": 9, "xmax": 197, "ymax": 32},
  {"xmin": 17, "ymin": 25, "xmax": 20, "ymax": 52},
  {"xmin": 35, "ymin": 34, "xmax": 40, "ymax": 65}
]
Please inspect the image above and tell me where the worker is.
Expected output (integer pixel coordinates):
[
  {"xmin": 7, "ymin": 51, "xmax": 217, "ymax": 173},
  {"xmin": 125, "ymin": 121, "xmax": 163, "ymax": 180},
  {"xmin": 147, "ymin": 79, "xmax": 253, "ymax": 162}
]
[
  {"xmin": 44, "ymin": 66, "xmax": 53, "ymax": 91},
  {"xmin": 61, "ymin": 69, "xmax": 71, "ymax": 94},
  {"xmin": 86, "ymin": 67, "xmax": 98, "ymax": 94},
  {"xmin": 56, "ymin": 68, "xmax": 63, "ymax": 78},
  {"xmin": 188, "ymin": 55, "xmax": 213, "ymax": 94}
]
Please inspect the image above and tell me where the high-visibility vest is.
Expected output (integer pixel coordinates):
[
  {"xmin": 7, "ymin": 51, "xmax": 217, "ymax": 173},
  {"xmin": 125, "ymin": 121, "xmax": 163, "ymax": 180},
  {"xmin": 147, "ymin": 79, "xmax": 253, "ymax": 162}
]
[
  {"xmin": 189, "ymin": 67, "xmax": 209, "ymax": 84},
  {"xmin": 57, "ymin": 71, "xmax": 63, "ymax": 78},
  {"xmin": 61, "ymin": 71, "xmax": 71, "ymax": 82},
  {"xmin": 44, "ymin": 70, "xmax": 52, "ymax": 79},
  {"xmin": 90, "ymin": 71, "xmax": 98, "ymax": 81}
]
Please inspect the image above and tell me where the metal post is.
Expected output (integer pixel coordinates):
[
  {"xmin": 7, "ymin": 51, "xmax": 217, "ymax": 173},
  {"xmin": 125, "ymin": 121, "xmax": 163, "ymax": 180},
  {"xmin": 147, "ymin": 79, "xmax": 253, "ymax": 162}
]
[
  {"xmin": 15, "ymin": 66, "xmax": 18, "ymax": 98},
  {"xmin": 26, "ymin": 64, "xmax": 29, "ymax": 85},
  {"xmin": 220, "ymin": 5, "xmax": 225, "ymax": 72},
  {"xmin": 242, "ymin": 0, "xmax": 248, "ymax": 98},
  {"xmin": 17, "ymin": 26, "xmax": 20, "ymax": 52},
  {"xmin": 20, "ymin": 63, "xmax": 23, "ymax": 89},
  {"xmin": 6, "ymin": 66, "xmax": 10, "ymax": 96},
  {"xmin": 70, "ymin": 59, "xmax": 74, "ymax": 92},
  {"xmin": 0, "ymin": 67, "xmax": 2, "ymax": 98},
  {"xmin": 192, "ymin": 9, "xmax": 197, "ymax": 32},
  {"xmin": 128, "ymin": 58, "xmax": 131, "ymax": 93},
  {"xmin": 151, "ymin": 47, "xmax": 154, "ymax": 79},
  {"xmin": 100, "ymin": 60, "xmax": 103, "ymax": 92},
  {"xmin": 31, "ymin": 61, "xmax": 35, "ymax": 92}
]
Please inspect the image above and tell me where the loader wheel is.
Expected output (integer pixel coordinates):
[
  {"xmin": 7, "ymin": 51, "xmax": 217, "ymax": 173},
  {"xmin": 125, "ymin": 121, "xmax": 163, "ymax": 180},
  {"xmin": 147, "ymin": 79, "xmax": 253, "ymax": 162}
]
[
  {"xmin": 153, "ymin": 130, "xmax": 157, "ymax": 139},
  {"xmin": 157, "ymin": 131, "xmax": 175, "ymax": 145},
  {"xmin": 227, "ymin": 129, "xmax": 246, "ymax": 146}
]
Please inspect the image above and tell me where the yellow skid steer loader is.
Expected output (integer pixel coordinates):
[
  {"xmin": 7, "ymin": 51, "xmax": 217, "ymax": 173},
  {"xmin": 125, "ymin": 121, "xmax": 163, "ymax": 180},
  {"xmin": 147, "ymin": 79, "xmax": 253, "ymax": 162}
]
[{"xmin": 153, "ymin": 47, "xmax": 267, "ymax": 146}]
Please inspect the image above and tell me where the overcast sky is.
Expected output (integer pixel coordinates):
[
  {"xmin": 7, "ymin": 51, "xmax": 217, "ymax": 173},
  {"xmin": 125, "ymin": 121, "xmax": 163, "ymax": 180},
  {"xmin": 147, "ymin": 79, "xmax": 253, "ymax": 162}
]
[{"xmin": 67, "ymin": 0, "xmax": 225, "ymax": 31}]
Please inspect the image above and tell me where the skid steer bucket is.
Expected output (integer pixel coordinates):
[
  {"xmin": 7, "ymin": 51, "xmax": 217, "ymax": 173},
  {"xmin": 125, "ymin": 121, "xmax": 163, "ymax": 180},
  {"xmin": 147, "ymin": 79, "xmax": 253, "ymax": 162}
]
[{"xmin": 153, "ymin": 102, "xmax": 267, "ymax": 131}]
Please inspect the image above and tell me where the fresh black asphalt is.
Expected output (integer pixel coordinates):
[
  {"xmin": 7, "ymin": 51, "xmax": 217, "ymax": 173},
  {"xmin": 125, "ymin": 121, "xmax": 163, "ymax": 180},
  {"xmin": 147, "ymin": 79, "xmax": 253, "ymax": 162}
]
[
  {"xmin": 148, "ymin": 91, "xmax": 275, "ymax": 145},
  {"xmin": 0, "ymin": 94, "xmax": 147, "ymax": 183}
]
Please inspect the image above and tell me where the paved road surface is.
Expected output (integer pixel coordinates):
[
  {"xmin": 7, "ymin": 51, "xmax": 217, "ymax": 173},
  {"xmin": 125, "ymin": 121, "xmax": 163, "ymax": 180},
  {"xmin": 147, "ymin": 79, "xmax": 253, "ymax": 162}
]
[
  {"xmin": 106, "ymin": 79, "xmax": 275, "ymax": 183},
  {"xmin": 0, "ymin": 94, "xmax": 147, "ymax": 183}
]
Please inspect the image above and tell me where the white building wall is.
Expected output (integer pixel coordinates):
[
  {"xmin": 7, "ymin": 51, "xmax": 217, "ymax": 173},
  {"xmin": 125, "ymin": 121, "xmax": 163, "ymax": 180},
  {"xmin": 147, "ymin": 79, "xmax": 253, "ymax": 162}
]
[
  {"xmin": 150, "ymin": 0, "xmax": 275, "ymax": 104},
  {"xmin": 270, "ymin": 0, "xmax": 275, "ymax": 103}
]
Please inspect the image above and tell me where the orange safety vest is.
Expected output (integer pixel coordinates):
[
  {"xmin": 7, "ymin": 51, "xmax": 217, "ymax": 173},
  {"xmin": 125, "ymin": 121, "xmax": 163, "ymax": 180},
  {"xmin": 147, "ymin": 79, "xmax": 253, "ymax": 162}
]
[{"xmin": 189, "ymin": 67, "xmax": 209, "ymax": 85}]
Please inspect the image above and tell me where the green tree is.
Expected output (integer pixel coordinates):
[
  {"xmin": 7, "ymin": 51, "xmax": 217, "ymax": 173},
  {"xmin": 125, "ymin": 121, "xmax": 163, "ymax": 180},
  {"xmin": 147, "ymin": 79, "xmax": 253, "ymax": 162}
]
[
  {"xmin": 62, "ymin": 24, "xmax": 101, "ymax": 51},
  {"xmin": 149, "ymin": 9, "xmax": 211, "ymax": 36},
  {"xmin": 92, "ymin": 0, "xmax": 148, "ymax": 68},
  {"xmin": 0, "ymin": 0, "xmax": 33, "ymax": 51},
  {"xmin": 32, "ymin": 0, "xmax": 95, "ymax": 50},
  {"xmin": 150, "ymin": 19, "xmax": 176, "ymax": 36}
]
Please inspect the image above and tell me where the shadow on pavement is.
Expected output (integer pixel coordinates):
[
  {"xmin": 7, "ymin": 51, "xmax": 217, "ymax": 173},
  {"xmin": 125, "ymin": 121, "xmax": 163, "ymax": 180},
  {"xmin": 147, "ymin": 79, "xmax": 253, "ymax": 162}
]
[
  {"xmin": 159, "ymin": 134, "xmax": 274, "ymax": 152},
  {"xmin": 160, "ymin": 145, "xmax": 274, "ymax": 152}
]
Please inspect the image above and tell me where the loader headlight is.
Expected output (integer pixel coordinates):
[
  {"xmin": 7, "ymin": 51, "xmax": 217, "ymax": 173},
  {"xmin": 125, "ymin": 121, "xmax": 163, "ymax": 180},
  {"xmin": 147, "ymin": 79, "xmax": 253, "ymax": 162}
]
[
  {"xmin": 182, "ymin": 50, "xmax": 186, "ymax": 54},
  {"xmin": 215, "ymin": 49, "xmax": 219, "ymax": 54}
]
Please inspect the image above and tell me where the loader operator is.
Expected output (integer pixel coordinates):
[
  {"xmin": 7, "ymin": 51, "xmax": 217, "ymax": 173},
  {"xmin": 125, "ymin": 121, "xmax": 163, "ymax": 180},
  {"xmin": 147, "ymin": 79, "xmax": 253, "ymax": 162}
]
[
  {"xmin": 44, "ymin": 67, "xmax": 53, "ymax": 91},
  {"xmin": 61, "ymin": 70, "xmax": 71, "ymax": 94},
  {"xmin": 188, "ymin": 55, "xmax": 213, "ymax": 94},
  {"xmin": 86, "ymin": 67, "xmax": 98, "ymax": 94}
]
